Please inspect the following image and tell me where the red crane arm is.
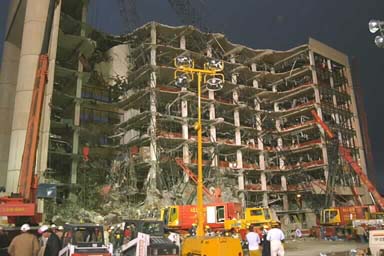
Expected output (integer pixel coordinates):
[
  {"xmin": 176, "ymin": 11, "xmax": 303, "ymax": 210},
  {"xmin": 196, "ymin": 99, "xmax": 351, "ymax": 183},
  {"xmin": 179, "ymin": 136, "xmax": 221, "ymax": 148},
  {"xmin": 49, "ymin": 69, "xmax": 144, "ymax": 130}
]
[{"xmin": 311, "ymin": 110, "xmax": 384, "ymax": 210}]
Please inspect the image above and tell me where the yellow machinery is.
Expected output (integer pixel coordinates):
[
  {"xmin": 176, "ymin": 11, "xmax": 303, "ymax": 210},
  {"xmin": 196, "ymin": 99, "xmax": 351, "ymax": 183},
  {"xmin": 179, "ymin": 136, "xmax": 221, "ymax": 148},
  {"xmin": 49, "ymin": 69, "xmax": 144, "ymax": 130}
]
[
  {"xmin": 181, "ymin": 236, "xmax": 243, "ymax": 256},
  {"xmin": 174, "ymin": 57, "xmax": 243, "ymax": 256},
  {"xmin": 224, "ymin": 207, "xmax": 275, "ymax": 230}
]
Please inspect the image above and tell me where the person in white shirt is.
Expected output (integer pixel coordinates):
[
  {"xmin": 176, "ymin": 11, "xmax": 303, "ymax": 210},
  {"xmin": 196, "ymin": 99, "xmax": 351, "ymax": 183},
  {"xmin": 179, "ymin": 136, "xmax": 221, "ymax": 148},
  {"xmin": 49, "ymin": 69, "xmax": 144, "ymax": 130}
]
[
  {"xmin": 246, "ymin": 225, "xmax": 261, "ymax": 256},
  {"xmin": 266, "ymin": 222, "xmax": 285, "ymax": 256}
]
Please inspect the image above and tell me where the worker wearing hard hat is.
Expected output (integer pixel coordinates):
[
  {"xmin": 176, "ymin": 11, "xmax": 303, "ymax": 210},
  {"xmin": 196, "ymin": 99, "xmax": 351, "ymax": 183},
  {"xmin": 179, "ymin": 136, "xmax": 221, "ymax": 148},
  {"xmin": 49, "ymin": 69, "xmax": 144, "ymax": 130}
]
[
  {"xmin": 8, "ymin": 224, "xmax": 40, "ymax": 256},
  {"xmin": 188, "ymin": 223, "xmax": 197, "ymax": 237},
  {"xmin": 266, "ymin": 221, "xmax": 285, "ymax": 256},
  {"xmin": 56, "ymin": 226, "xmax": 64, "ymax": 241},
  {"xmin": 40, "ymin": 225, "xmax": 61, "ymax": 256},
  {"xmin": 205, "ymin": 225, "xmax": 215, "ymax": 237}
]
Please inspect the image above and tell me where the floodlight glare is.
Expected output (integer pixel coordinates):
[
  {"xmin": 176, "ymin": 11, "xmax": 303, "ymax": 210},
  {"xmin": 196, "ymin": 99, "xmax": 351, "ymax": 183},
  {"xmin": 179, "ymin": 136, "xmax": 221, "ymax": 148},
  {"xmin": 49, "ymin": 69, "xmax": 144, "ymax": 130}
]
[
  {"xmin": 205, "ymin": 77, "xmax": 223, "ymax": 91},
  {"xmin": 175, "ymin": 73, "xmax": 191, "ymax": 88},
  {"xmin": 375, "ymin": 35, "xmax": 384, "ymax": 48},
  {"xmin": 369, "ymin": 19, "xmax": 383, "ymax": 34},
  {"xmin": 206, "ymin": 59, "xmax": 224, "ymax": 71},
  {"xmin": 175, "ymin": 56, "xmax": 193, "ymax": 68}
]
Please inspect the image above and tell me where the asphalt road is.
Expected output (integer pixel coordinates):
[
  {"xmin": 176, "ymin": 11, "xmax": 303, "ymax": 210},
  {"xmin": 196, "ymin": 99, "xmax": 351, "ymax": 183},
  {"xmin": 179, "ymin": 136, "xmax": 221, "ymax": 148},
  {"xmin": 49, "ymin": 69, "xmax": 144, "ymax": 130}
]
[{"xmin": 284, "ymin": 238, "xmax": 367, "ymax": 256}]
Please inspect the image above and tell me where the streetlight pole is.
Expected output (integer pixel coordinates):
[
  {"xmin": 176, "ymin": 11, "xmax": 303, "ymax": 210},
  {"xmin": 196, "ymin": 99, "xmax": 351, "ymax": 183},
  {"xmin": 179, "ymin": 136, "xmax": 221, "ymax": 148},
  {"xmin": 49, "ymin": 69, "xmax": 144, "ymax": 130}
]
[{"xmin": 174, "ymin": 59, "xmax": 223, "ymax": 237}]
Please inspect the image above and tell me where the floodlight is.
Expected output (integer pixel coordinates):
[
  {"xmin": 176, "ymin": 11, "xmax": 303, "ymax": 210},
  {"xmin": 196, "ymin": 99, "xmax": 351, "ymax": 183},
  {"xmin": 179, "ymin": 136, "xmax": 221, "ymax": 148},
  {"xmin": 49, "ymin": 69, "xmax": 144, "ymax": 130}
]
[
  {"xmin": 205, "ymin": 77, "xmax": 223, "ymax": 91},
  {"xmin": 205, "ymin": 59, "xmax": 224, "ymax": 71},
  {"xmin": 174, "ymin": 73, "xmax": 191, "ymax": 88},
  {"xmin": 175, "ymin": 56, "xmax": 193, "ymax": 68},
  {"xmin": 375, "ymin": 35, "xmax": 384, "ymax": 48},
  {"xmin": 369, "ymin": 19, "xmax": 384, "ymax": 34}
]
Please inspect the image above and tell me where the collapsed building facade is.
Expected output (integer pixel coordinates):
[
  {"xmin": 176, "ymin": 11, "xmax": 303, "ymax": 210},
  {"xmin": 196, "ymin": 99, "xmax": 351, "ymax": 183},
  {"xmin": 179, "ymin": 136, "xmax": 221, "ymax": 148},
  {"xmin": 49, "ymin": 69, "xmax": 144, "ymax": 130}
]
[{"xmin": 0, "ymin": 0, "xmax": 372, "ymax": 226}]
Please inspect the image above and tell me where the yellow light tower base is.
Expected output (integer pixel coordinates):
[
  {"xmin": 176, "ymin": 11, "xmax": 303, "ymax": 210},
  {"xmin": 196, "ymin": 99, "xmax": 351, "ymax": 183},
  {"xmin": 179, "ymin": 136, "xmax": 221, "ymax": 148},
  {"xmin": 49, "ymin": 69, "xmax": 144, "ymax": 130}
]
[{"xmin": 181, "ymin": 236, "xmax": 243, "ymax": 256}]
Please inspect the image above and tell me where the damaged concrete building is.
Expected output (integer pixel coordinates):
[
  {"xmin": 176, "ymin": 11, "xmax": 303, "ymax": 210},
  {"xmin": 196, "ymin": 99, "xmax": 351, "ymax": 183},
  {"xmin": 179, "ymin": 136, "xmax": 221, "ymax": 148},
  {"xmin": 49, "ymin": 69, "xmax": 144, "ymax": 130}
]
[{"xmin": 0, "ymin": 0, "xmax": 372, "ymax": 225}]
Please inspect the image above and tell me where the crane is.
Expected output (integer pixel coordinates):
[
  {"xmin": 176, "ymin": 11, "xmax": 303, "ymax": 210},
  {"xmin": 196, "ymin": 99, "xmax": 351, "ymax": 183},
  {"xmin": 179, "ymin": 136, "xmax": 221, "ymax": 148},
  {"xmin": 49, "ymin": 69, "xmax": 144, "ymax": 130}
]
[{"xmin": 311, "ymin": 110, "xmax": 384, "ymax": 210}]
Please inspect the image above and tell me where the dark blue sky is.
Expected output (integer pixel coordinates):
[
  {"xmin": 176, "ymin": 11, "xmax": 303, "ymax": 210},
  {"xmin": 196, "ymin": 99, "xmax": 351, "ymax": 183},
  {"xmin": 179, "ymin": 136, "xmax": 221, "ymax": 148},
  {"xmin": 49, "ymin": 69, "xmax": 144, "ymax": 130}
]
[{"xmin": 1, "ymin": 0, "xmax": 384, "ymax": 191}]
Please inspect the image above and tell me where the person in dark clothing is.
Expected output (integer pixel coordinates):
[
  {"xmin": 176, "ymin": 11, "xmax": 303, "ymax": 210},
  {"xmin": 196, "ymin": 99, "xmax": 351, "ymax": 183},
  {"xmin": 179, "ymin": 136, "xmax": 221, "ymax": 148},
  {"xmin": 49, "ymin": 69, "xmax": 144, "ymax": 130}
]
[
  {"xmin": 0, "ymin": 227, "xmax": 9, "ymax": 256},
  {"xmin": 40, "ymin": 226, "xmax": 61, "ymax": 256},
  {"xmin": 262, "ymin": 225, "xmax": 271, "ymax": 256}
]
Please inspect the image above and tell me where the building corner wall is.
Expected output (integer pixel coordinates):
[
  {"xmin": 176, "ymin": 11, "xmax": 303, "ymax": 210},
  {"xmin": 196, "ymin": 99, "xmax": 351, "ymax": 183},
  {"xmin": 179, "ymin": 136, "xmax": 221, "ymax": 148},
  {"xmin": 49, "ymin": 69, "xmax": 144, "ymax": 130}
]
[
  {"xmin": 6, "ymin": 0, "xmax": 52, "ymax": 193},
  {"xmin": 0, "ymin": 0, "xmax": 25, "ymax": 187}
]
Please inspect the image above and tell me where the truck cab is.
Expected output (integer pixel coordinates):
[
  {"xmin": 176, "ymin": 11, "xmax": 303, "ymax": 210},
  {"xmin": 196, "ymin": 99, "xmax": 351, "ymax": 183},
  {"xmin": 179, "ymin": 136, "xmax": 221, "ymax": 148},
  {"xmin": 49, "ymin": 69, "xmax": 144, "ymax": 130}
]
[
  {"xmin": 59, "ymin": 223, "xmax": 112, "ymax": 256},
  {"xmin": 245, "ymin": 207, "xmax": 273, "ymax": 224},
  {"xmin": 119, "ymin": 220, "xmax": 179, "ymax": 256},
  {"xmin": 320, "ymin": 208, "xmax": 340, "ymax": 225}
]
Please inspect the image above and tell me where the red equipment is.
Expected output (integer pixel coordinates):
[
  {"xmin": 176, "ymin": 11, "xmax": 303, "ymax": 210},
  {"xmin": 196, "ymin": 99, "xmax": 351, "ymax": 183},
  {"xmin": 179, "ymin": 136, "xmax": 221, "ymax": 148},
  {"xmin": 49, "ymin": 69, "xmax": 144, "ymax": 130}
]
[
  {"xmin": 175, "ymin": 158, "xmax": 221, "ymax": 202},
  {"xmin": 311, "ymin": 110, "xmax": 384, "ymax": 210},
  {"xmin": 163, "ymin": 202, "xmax": 242, "ymax": 232}
]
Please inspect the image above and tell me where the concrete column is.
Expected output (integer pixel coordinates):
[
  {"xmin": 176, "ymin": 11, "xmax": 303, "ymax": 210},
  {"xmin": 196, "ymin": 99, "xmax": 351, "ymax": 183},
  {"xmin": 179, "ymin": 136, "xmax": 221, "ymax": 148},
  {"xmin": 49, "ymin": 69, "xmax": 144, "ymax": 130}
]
[
  {"xmin": 7, "ymin": 0, "xmax": 52, "ymax": 192},
  {"xmin": 206, "ymin": 45, "xmax": 217, "ymax": 166},
  {"xmin": 261, "ymin": 172, "xmax": 268, "ymax": 207},
  {"xmin": 251, "ymin": 63, "xmax": 257, "ymax": 72},
  {"xmin": 261, "ymin": 172, "xmax": 267, "ymax": 191},
  {"xmin": 180, "ymin": 36, "xmax": 189, "ymax": 163},
  {"xmin": 309, "ymin": 50, "xmax": 319, "ymax": 85},
  {"xmin": 180, "ymin": 35, "xmax": 186, "ymax": 49},
  {"xmin": 148, "ymin": 23, "xmax": 157, "ymax": 190},
  {"xmin": 233, "ymin": 82, "xmax": 242, "ymax": 168},
  {"xmin": 0, "ymin": 42, "xmax": 20, "ymax": 187},
  {"xmin": 36, "ymin": 0, "xmax": 62, "ymax": 179},
  {"xmin": 238, "ymin": 170, "xmax": 245, "ymax": 190},
  {"xmin": 327, "ymin": 59, "xmax": 342, "ymax": 142},
  {"xmin": 209, "ymin": 90, "xmax": 218, "ymax": 166},
  {"xmin": 281, "ymin": 176, "xmax": 289, "ymax": 210},
  {"xmin": 314, "ymin": 87, "xmax": 321, "ymax": 104},
  {"xmin": 71, "ymin": 3, "xmax": 87, "ymax": 184}
]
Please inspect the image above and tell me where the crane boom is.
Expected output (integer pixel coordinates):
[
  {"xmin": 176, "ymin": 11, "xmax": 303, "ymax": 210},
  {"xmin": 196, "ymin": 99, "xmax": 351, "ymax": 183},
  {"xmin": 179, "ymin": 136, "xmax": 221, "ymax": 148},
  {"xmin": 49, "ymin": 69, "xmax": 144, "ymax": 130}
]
[
  {"xmin": 19, "ymin": 55, "xmax": 48, "ymax": 201},
  {"xmin": 310, "ymin": 110, "xmax": 384, "ymax": 210}
]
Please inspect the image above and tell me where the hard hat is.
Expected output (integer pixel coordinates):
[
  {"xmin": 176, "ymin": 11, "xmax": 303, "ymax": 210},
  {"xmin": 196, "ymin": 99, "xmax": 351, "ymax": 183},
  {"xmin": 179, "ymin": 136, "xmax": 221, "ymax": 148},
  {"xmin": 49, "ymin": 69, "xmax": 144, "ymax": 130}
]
[
  {"xmin": 205, "ymin": 225, "xmax": 210, "ymax": 229},
  {"xmin": 38, "ymin": 225, "xmax": 49, "ymax": 234},
  {"xmin": 58, "ymin": 226, "xmax": 64, "ymax": 231},
  {"xmin": 51, "ymin": 224, "xmax": 57, "ymax": 229},
  {"xmin": 21, "ymin": 224, "xmax": 30, "ymax": 232},
  {"xmin": 192, "ymin": 223, "xmax": 197, "ymax": 227}
]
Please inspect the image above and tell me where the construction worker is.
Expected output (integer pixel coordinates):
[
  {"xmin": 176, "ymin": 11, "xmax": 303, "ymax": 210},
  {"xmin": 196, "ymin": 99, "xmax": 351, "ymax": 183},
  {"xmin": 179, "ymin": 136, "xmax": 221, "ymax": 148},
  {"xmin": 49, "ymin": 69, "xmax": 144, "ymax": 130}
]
[
  {"xmin": 266, "ymin": 222, "xmax": 285, "ymax": 256},
  {"xmin": 56, "ymin": 226, "xmax": 64, "ymax": 241},
  {"xmin": 40, "ymin": 225, "xmax": 61, "ymax": 256},
  {"xmin": 294, "ymin": 227, "xmax": 302, "ymax": 240},
  {"xmin": 205, "ymin": 225, "xmax": 215, "ymax": 237},
  {"xmin": 355, "ymin": 225, "xmax": 367, "ymax": 243},
  {"xmin": 37, "ymin": 225, "xmax": 48, "ymax": 256},
  {"xmin": 188, "ymin": 223, "xmax": 197, "ymax": 237},
  {"xmin": 8, "ymin": 224, "xmax": 40, "ymax": 256},
  {"xmin": 246, "ymin": 224, "xmax": 261, "ymax": 256}
]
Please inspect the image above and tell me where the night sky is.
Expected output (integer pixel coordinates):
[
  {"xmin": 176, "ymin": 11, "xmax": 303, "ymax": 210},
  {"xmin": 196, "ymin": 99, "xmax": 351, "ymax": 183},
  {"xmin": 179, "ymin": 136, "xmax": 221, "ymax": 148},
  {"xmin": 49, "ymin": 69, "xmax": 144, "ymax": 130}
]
[{"xmin": 1, "ymin": 0, "xmax": 383, "ymax": 192}]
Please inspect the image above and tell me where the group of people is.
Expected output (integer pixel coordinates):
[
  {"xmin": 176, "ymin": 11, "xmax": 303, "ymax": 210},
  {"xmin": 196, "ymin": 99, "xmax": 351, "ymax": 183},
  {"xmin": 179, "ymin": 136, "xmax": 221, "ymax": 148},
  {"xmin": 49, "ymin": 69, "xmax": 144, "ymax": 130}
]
[
  {"xmin": 246, "ymin": 222, "xmax": 285, "ymax": 256},
  {"xmin": 6, "ymin": 223, "xmax": 63, "ymax": 256}
]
